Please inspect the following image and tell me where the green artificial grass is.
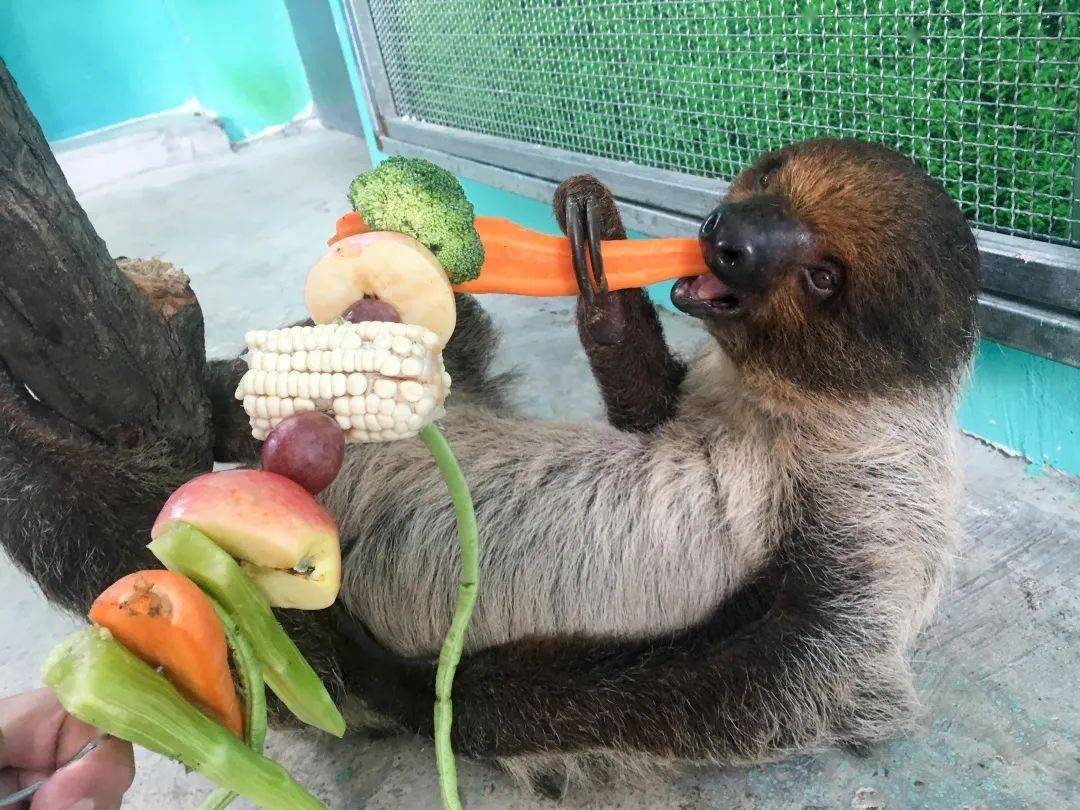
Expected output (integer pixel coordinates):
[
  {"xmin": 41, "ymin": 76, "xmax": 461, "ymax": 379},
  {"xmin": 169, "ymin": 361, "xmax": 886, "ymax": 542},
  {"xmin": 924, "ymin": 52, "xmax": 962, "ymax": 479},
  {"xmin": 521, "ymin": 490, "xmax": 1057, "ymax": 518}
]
[{"xmin": 373, "ymin": 0, "xmax": 1078, "ymax": 244}]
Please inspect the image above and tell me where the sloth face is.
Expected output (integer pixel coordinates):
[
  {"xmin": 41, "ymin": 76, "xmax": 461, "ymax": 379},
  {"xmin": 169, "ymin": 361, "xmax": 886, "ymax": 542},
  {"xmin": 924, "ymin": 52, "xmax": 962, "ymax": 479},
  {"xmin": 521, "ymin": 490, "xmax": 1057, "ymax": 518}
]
[{"xmin": 672, "ymin": 138, "xmax": 980, "ymax": 397}]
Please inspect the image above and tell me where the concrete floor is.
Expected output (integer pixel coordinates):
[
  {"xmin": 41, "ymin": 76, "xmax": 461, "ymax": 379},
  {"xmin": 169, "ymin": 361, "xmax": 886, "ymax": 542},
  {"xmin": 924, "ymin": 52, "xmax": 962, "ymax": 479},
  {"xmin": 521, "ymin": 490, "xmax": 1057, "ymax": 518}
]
[{"xmin": 2, "ymin": 127, "xmax": 1077, "ymax": 809}]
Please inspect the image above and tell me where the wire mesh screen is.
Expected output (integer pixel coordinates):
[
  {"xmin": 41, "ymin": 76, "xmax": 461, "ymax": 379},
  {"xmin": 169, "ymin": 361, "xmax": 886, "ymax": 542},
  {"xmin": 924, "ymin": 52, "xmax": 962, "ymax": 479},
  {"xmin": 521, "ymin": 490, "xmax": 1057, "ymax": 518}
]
[{"xmin": 368, "ymin": 0, "xmax": 1080, "ymax": 247}]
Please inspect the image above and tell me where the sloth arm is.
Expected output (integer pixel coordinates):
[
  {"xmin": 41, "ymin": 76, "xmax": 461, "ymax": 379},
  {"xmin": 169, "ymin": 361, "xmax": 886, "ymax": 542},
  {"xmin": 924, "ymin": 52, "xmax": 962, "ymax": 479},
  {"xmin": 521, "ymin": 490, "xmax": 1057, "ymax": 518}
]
[
  {"xmin": 555, "ymin": 175, "xmax": 688, "ymax": 434},
  {"xmin": 333, "ymin": 555, "xmax": 874, "ymax": 759}
]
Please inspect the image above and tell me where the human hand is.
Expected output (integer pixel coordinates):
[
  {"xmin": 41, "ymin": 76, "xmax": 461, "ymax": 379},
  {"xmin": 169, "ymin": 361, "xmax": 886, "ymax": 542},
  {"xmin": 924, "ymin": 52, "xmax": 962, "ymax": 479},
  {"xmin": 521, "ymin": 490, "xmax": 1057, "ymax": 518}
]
[{"xmin": 0, "ymin": 688, "xmax": 134, "ymax": 809}]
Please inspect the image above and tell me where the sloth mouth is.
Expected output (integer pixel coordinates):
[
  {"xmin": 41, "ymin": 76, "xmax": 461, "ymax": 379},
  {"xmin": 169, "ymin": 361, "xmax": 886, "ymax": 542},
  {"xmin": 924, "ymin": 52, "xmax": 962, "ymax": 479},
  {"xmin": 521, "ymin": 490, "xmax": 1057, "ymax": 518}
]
[{"xmin": 671, "ymin": 272, "xmax": 746, "ymax": 318}]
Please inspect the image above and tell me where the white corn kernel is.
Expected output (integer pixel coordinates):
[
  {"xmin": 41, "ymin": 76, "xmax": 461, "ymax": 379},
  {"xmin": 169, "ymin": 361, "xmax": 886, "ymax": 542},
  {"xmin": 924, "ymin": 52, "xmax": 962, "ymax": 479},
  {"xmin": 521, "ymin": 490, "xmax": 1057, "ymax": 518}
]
[
  {"xmin": 391, "ymin": 335, "xmax": 412, "ymax": 356},
  {"xmin": 400, "ymin": 358, "xmax": 423, "ymax": 378},
  {"xmin": 378, "ymin": 398, "xmax": 396, "ymax": 416},
  {"xmin": 365, "ymin": 393, "xmax": 381, "ymax": 414},
  {"xmin": 281, "ymin": 398, "xmax": 295, "ymax": 418},
  {"xmin": 346, "ymin": 373, "xmax": 367, "ymax": 396},
  {"xmin": 377, "ymin": 413, "xmax": 395, "ymax": 429},
  {"xmin": 416, "ymin": 397, "xmax": 435, "ymax": 416},
  {"xmin": 342, "ymin": 351, "xmax": 356, "ymax": 373},
  {"xmin": 294, "ymin": 398, "xmax": 315, "ymax": 412},
  {"xmin": 372, "ymin": 332, "xmax": 392, "ymax": 350},
  {"xmin": 399, "ymin": 380, "xmax": 423, "ymax": 402},
  {"xmin": 276, "ymin": 354, "xmax": 291, "ymax": 373},
  {"xmin": 253, "ymin": 370, "xmax": 268, "ymax": 394},
  {"xmin": 314, "ymin": 325, "xmax": 330, "ymax": 349},
  {"xmin": 349, "ymin": 396, "xmax": 366, "ymax": 415},
  {"xmin": 304, "ymin": 330, "xmax": 318, "ymax": 350},
  {"xmin": 364, "ymin": 413, "xmax": 380, "ymax": 431},
  {"xmin": 243, "ymin": 395, "xmax": 257, "ymax": 414},
  {"xmin": 267, "ymin": 397, "xmax": 281, "ymax": 417},
  {"xmin": 335, "ymin": 414, "xmax": 352, "ymax": 431},
  {"xmin": 253, "ymin": 417, "xmax": 271, "ymax": 431},
  {"xmin": 278, "ymin": 332, "xmax": 292, "ymax": 354},
  {"xmin": 255, "ymin": 398, "xmax": 269, "ymax": 418},
  {"xmin": 287, "ymin": 371, "xmax": 300, "ymax": 397},
  {"xmin": 330, "ymin": 348, "xmax": 344, "ymax": 372},
  {"xmin": 333, "ymin": 397, "xmax": 350, "ymax": 416},
  {"xmin": 266, "ymin": 331, "xmax": 279, "ymax": 353},
  {"xmin": 318, "ymin": 375, "xmax": 333, "ymax": 400},
  {"xmin": 332, "ymin": 373, "xmax": 347, "ymax": 398},
  {"xmin": 275, "ymin": 373, "xmax": 289, "ymax": 398},
  {"xmin": 373, "ymin": 379, "xmax": 396, "ymax": 399},
  {"xmin": 380, "ymin": 356, "xmax": 402, "ymax": 378},
  {"xmin": 292, "ymin": 350, "xmax": 308, "ymax": 371}
]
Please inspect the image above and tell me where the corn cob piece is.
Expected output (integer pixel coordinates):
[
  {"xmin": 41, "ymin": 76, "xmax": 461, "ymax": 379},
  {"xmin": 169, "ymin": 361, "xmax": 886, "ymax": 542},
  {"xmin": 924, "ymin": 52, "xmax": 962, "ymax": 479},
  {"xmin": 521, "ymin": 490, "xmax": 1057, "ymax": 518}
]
[{"xmin": 235, "ymin": 322, "xmax": 450, "ymax": 443}]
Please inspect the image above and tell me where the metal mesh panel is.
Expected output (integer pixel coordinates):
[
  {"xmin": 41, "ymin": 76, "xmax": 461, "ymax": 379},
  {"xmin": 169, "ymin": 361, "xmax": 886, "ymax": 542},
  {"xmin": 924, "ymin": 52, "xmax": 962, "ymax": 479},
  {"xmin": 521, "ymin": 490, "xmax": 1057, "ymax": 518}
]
[{"xmin": 368, "ymin": 0, "xmax": 1080, "ymax": 246}]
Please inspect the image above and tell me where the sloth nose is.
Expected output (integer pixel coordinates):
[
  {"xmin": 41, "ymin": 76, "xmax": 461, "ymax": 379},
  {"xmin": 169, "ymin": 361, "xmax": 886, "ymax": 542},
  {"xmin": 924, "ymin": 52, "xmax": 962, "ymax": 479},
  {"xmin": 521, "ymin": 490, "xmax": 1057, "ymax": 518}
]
[{"xmin": 699, "ymin": 198, "xmax": 801, "ymax": 291}]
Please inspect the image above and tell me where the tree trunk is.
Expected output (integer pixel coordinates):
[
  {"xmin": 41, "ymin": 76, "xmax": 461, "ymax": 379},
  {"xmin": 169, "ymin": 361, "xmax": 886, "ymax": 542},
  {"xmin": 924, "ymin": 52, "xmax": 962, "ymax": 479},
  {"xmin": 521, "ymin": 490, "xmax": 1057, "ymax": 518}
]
[
  {"xmin": 0, "ymin": 55, "xmax": 212, "ymax": 455},
  {"xmin": 0, "ymin": 55, "xmax": 219, "ymax": 612}
]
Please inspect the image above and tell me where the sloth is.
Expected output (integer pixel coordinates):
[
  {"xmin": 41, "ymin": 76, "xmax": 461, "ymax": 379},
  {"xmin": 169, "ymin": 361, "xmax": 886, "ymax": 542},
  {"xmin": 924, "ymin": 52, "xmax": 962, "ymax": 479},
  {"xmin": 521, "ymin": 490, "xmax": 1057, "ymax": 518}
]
[{"xmin": 0, "ymin": 138, "xmax": 979, "ymax": 793}]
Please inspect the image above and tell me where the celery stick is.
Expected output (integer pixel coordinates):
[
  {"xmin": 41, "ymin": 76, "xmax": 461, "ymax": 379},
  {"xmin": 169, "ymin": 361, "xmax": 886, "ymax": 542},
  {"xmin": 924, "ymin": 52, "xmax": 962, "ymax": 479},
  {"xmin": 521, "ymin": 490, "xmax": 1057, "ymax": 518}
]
[
  {"xmin": 148, "ymin": 524, "xmax": 345, "ymax": 738},
  {"xmin": 43, "ymin": 628, "xmax": 323, "ymax": 810}
]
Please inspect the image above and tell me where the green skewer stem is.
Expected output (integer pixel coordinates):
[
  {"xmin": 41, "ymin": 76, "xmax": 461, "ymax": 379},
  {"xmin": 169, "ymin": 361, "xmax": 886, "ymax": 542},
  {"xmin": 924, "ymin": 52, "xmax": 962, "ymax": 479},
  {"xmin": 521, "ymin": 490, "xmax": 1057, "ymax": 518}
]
[
  {"xmin": 419, "ymin": 424, "xmax": 479, "ymax": 810},
  {"xmin": 199, "ymin": 600, "xmax": 268, "ymax": 810}
]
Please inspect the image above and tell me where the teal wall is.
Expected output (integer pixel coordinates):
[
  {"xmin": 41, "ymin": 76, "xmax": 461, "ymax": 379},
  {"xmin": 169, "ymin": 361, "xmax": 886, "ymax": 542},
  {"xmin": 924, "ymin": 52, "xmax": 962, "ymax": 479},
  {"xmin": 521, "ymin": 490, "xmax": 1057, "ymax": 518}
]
[{"xmin": 0, "ymin": 0, "xmax": 311, "ymax": 143}]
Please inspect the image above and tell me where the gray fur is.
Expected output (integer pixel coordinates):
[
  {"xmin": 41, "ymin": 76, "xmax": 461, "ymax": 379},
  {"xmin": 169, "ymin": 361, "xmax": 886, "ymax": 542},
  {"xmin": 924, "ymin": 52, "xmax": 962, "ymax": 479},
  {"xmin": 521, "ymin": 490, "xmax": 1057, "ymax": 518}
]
[{"xmin": 328, "ymin": 340, "xmax": 960, "ymax": 664}]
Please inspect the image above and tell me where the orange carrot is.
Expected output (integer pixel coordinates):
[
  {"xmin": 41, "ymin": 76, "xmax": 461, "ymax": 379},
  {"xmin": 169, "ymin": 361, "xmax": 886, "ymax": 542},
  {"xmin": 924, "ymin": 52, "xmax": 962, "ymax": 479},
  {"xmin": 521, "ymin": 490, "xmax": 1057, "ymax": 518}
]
[
  {"xmin": 329, "ymin": 213, "xmax": 705, "ymax": 295},
  {"xmin": 90, "ymin": 570, "xmax": 244, "ymax": 739},
  {"xmin": 328, "ymin": 211, "xmax": 369, "ymax": 245},
  {"xmin": 456, "ymin": 217, "xmax": 705, "ymax": 296}
]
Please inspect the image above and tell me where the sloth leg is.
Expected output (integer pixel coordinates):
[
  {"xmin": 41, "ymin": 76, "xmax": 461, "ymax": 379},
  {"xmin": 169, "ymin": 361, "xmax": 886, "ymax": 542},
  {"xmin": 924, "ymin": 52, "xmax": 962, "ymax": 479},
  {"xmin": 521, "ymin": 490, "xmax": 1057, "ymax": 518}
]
[
  {"xmin": 554, "ymin": 176, "xmax": 686, "ymax": 433},
  {"xmin": 331, "ymin": 563, "xmax": 901, "ymax": 761}
]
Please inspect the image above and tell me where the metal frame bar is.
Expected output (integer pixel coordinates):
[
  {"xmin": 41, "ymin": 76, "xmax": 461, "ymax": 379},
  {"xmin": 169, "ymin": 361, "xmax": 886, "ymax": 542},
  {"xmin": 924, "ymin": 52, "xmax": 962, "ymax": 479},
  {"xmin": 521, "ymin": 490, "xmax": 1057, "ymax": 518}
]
[{"xmin": 345, "ymin": 2, "xmax": 1080, "ymax": 367}]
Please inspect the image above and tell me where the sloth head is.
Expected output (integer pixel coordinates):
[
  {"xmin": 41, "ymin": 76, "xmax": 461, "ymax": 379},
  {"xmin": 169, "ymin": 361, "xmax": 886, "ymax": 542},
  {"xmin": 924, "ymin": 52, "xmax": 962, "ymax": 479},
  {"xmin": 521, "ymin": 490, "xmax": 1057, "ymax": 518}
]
[{"xmin": 672, "ymin": 138, "xmax": 980, "ymax": 400}]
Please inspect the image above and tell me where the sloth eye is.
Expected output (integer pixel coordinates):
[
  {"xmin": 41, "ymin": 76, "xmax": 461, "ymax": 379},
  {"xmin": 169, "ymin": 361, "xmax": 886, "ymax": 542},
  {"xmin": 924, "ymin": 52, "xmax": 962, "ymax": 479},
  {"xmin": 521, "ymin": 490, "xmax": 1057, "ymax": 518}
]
[
  {"xmin": 804, "ymin": 265, "xmax": 843, "ymax": 298},
  {"xmin": 759, "ymin": 172, "xmax": 770, "ymax": 189}
]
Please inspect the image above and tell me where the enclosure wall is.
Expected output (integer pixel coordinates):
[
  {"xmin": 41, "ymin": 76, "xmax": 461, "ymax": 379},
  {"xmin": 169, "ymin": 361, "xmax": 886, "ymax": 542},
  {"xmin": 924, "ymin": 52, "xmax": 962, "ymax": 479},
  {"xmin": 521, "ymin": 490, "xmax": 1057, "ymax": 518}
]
[{"xmin": 0, "ymin": 0, "xmax": 312, "ymax": 142}]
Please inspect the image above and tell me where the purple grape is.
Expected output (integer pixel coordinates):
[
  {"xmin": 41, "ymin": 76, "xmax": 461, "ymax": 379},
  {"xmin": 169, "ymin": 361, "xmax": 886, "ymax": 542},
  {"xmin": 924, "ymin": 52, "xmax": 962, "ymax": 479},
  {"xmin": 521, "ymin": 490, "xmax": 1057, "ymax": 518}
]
[
  {"xmin": 340, "ymin": 297, "xmax": 401, "ymax": 324},
  {"xmin": 261, "ymin": 412, "xmax": 345, "ymax": 495}
]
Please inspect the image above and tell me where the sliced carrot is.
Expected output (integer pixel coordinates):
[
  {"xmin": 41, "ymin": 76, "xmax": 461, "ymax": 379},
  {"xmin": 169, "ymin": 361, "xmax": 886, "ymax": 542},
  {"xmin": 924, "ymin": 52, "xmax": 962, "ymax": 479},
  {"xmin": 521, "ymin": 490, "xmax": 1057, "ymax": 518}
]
[
  {"xmin": 328, "ymin": 212, "xmax": 369, "ymax": 245},
  {"xmin": 89, "ymin": 570, "xmax": 244, "ymax": 739},
  {"xmin": 459, "ymin": 217, "xmax": 706, "ymax": 296},
  {"xmin": 328, "ymin": 213, "xmax": 706, "ymax": 296}
]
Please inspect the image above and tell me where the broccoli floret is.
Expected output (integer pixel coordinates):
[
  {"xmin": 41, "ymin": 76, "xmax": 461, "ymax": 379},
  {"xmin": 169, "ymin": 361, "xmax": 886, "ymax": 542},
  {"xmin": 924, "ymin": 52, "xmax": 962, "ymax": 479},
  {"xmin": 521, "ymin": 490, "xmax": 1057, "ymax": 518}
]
[{"xmin": 347, "ymin": 157, "xmax": 484, "ymax": 284}]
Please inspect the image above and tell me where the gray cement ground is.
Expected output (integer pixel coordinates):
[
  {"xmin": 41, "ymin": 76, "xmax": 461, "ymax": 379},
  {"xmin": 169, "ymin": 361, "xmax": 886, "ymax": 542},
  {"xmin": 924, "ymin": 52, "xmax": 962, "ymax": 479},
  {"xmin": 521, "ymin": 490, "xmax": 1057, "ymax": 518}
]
[{"xmin": 2, "ymin": 128, "xmax": 1077, "ymax": 808}]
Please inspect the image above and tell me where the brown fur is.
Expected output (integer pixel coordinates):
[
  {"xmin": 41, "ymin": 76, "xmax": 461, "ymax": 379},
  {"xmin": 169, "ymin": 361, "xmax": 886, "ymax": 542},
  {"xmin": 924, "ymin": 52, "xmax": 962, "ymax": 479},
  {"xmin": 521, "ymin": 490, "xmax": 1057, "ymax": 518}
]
[{"xmin": 0, "ymin": 138, "xmax": 979, "ymax": 797}]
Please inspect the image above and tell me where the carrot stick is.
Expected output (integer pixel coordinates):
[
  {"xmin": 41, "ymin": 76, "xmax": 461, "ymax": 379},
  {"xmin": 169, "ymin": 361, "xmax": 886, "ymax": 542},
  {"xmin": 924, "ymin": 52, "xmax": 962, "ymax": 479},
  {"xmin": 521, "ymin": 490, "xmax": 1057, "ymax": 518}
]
[
  {"xmin": 89, "ymin": 570, "xmax": 244, "ymax": 739},
  {"xmin": 329, "ymin": 214, "xmax": 706, "ymax": 296},
  {"xmin": 328, "ymin": 212, "xmax": 368, "ymax": 245},
  {"xmin": 458, "ymin": 217, "xmax": 705, "ymax": 296}
]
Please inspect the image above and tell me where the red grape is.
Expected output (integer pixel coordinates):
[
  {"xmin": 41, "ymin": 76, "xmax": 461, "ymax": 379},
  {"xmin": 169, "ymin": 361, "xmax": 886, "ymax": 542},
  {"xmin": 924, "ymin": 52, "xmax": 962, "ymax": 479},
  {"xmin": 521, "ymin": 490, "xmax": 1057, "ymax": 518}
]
[
  {"xmin": 261, "ymin": 412, "xmax": 345, "ymax": 495},
  {"xmin": 340, "ymin": 297, "xmax": 401, "ymax": 323}
]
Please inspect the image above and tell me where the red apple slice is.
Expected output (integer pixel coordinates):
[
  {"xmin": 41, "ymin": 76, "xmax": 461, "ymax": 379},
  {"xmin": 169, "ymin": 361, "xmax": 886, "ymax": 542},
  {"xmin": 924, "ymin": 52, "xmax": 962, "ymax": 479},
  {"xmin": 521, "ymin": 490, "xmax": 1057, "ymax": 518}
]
[
  {"xmin": 151, "ymin": 469, "xmax": 341, "ymax": 610},
  {"xmin": 304, "ymin": 232, "xmax": 456, "ymax": 348}
]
